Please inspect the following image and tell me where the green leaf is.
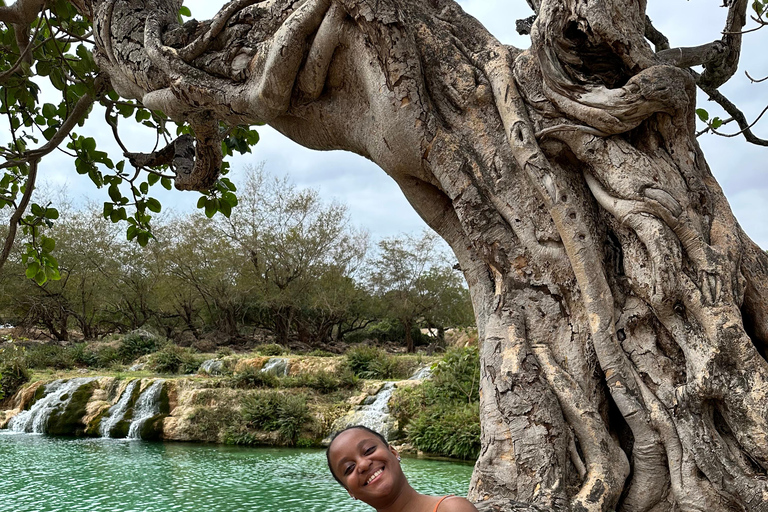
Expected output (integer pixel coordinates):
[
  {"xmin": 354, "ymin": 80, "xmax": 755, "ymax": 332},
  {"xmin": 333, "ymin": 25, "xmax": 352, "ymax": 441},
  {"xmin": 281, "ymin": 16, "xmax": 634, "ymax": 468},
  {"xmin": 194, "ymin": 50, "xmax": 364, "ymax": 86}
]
[
  {"xmin": 711, "ymin": 117, "xmax": 723, "ymax": 130},
  {"xmin": 34, "ymin": 270, "xmax": 47, "ymax": 286},
  {"xmin": 42, "ymin": 103, "xmax": 57, "ymax": 119},
  {"xmin": 108, "ymin": 184, "xmax": 122, "ymax": 203},
  {"xmin": 41, "ymin": 236, "xmax": 55, "ymax": 253},
  {"xmin": 204, "ymin": 198, "xmax": 217, "ymax": 218},
  {"xmin": 25, "ymin": 262, "xmax": 40, "ymax": 279},
  {"xmin": 161, "ymin": 177, "xmax": 172, "ymax": 190},
  {"xmin": 197, "ymin": 196, "xmax": 207, "ymax": 209},
  {"xmin": 146, "ymin": 197, "xmax": 162, "ymax": 213},
  {"xmin": 219, "ymin": 199, "xmax": 232, "ymax": 218},
  {"xmin": 46, "ymin": 266, "xmax": 61, "ymax": 281},
  {"xmin": 82, "ymin": 137, "xmax": 96, "ymax": 154},
  {"xmin": 695, "ymin": 108, "xmax": 709, "ymax": 122},
  {"xmin": 179, "ymin": 5, "xmax": 191, "ymax": 16},
  {"xmin": 147, "ymin": 173, "xmax": 160, "ymax": 186},
  {"xmin": 44, "ymin": 208, "xmax": 59, "ymax": 220},
  {"xmin": 140, "ymin": 182, "xmax": 149, "ymax": 195},
  {"xmin": 135, "ymin": 109, "xmax": 151, "ymax": 122},
  {"xmin": 103, "ymin": 202, "xmax": 113, "ymax": 218},
  {"xmin": 137, "ymin": 232, "xmax": 150, "ymax": 247}
]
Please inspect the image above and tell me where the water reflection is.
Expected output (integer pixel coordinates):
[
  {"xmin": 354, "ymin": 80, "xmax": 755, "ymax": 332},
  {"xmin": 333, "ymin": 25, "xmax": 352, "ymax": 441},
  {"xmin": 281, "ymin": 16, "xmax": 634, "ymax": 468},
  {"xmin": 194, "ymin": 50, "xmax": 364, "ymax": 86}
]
[{"xmin": 0, "ymin": 431, "xmax": 473, "ymax": 512}]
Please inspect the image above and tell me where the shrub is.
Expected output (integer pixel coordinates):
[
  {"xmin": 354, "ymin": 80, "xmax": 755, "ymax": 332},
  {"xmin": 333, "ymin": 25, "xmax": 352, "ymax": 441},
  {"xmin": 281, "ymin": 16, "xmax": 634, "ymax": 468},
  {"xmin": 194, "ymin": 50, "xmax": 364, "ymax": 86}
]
[
  {"xmin": 255, "ymin": 344, "xmax": 285, "ymax": 356},
  {"xmin": 431, "ymin": 346, "xmax": 480, "ymax": 403},
  {"xmin": 408, "ymin": 403, "xmax": 480, "ymax": 460},
  {"xmin": 306, "ymin": 349, "xmax": 335, "ymax": 357},
  {"xmin": 287, "ymin": 369, "xmax": 358, "ymax": 393},
  {"xmin": 147, "ymin": 345, "xmax": 202, "ymax": 374},
  {"xmin": 69, "ymin": 343, "xmax": 98, "ymax": 367},
  {"xmin": 240, "ymin": 390, "xmax": 312, "ymax": 445},
  {"xmin": 0, "ymin": 345, "xmax": 30, "ymax": 400},
  {"xmin": 345, "ymin": 346, "xmax": 398, "ymax": 379},
  {"xmin": 24, "ymin": 344, "xmax": 75, "ymax": 370},
  {"xmin": 216, "ymin": 347, "xmax": 234, "ymax": 358},
  {"xmin": 186, "ymin": 406, "xmax": 235, "ymax": 443},
  {"xmin": 94, "ymin": 346, "xmax": 121, "ymax": 368},
  {"xmin": 390, "ymin": 382, "xmax": 432, "ymax": 428},
  {"xmin": 118, "ymin": 330, "xmax": 161, "ymax": 363},
  {"xmin": 390, "ymin": 346, "xmax": 481, "ymax": 460},
  {"xmin": 229, "ymin": 366, "xmax": 279, "ymax": 389}
]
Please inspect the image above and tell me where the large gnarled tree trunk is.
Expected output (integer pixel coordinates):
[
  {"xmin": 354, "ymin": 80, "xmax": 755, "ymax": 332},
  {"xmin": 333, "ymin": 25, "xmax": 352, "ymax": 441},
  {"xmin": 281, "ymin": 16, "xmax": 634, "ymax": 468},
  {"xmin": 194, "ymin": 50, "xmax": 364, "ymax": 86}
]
[{"xmin": 63, "ymin": 0, "xmax": 768, "ymax": 510}]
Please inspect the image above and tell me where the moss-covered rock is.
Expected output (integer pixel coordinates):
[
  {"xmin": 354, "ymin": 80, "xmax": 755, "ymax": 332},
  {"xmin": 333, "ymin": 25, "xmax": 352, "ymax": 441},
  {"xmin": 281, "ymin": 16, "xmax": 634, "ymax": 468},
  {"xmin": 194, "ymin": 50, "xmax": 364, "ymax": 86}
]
[{"xmin": 46, "ymin": 380, "xmax": 98, "ymax": 436}]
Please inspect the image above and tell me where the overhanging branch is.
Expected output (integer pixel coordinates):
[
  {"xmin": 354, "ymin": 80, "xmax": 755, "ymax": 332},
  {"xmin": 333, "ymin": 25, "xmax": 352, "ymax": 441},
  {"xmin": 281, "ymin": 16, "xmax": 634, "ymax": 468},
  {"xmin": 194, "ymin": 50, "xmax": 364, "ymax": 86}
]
[{"xmin": 0, "ymin": 159, "xmax": 38, "ymax": 274}]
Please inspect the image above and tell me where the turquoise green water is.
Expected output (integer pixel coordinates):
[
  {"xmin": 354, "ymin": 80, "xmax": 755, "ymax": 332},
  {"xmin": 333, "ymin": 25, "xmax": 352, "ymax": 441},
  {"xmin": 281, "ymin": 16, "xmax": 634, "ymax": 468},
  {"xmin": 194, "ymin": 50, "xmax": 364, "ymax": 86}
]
[{"xmin": 0, "ymin": 431, "xmax": 474, "ymax": 512}]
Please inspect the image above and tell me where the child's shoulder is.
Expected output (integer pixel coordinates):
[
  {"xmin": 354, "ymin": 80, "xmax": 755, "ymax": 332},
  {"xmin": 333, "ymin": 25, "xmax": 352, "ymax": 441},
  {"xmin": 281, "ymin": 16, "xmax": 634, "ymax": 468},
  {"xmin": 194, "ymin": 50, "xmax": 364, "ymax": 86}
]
[{"xmin": 437, "ymin": 496, "xmax": 479, "ymax": 512}]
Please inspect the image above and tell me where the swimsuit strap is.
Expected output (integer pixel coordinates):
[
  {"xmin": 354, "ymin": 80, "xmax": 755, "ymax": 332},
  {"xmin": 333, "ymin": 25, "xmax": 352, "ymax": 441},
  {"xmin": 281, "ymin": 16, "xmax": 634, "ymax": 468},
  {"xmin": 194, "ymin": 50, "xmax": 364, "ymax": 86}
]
[{"xmin": 433, "ymin": 495, "xmax": 457, "ymax": 512}]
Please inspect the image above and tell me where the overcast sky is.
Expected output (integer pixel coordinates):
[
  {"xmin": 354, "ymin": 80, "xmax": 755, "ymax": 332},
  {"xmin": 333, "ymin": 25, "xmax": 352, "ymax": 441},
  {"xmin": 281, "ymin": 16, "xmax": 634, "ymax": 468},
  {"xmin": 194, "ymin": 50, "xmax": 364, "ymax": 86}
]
[{"xmin": 32, "ymin": 0, "xmax": 768, "ymax": 248}]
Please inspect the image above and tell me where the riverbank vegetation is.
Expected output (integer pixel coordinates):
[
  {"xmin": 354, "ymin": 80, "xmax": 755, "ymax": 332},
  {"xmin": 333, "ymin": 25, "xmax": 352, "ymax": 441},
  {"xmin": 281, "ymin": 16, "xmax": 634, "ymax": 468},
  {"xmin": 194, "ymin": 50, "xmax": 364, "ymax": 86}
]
[{"xmin": 0, "ymin": 327, "xmax": 480, "ymax": 459}]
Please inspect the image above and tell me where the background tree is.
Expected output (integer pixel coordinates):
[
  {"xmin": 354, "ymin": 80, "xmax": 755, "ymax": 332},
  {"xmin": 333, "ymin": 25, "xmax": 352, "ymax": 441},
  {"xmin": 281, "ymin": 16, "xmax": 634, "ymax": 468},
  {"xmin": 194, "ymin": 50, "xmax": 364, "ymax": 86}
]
[
  {"xmin": 220, "ymin": 164, "xmax": 369, "ymax": 345},
  {"xmin": 2, "ymin": 1, "xmax": 768, "ymax": 511},
  {"xmin": 369, "ymin": 231, "xmax": 472, "ymax": 352}
]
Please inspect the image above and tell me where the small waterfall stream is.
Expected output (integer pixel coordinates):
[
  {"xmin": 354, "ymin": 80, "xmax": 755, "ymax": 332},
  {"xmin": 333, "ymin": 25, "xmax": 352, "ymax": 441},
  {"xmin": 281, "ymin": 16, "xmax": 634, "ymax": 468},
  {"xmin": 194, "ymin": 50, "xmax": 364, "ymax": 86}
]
[
  {"xmin": 328, "ymin": 382, "xmax": 397, "ymax": 440},
  {"xmin": 8, "ymin": 378, "xmax": 97, "ymax": 434},
  {"xmin": 99, "ymin": 380, "xmax": 139, "ymax": 437},
  {"xmin": 127, "ymin": 380, "xmax": 165, "ymax": 439},
  {"xmin": 326, "ymin": 365, "xmax": 433, "ymax": 442},
  {"xmin": 261, "ymin": 358, "xmax": 290, "ymax": 376}
]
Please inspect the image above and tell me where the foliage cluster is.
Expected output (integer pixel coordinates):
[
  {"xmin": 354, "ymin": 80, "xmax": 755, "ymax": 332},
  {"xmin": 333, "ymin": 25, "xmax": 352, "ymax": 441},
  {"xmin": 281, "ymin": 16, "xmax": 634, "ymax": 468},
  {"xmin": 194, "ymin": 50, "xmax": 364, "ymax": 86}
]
[
  {"xmin": 229, "ymin": 366, "xmax": 357, "ymax": 394},
  {"xmin": 146, "ymin": 345, "xmax": 203, "ymax": 374},
  {"xmin": 231, "ymin": 390, "xmax": 313, "ymax": 446},
  {"xmin": 344, "ymin": 345, "xmax": 419, "ymax": 380},
  {"xmin": 254, "ymin": 344, "xmax": 285, "ymax": 356},
  {"xmin": 0, "ymin": 168, "xmax": 474, "ymax": 351},
  {"xmin": 390, "ymin": 347, "xmax": 481, "ymax": 459},
  {"xmin": 0, "ymin": 344, "xmax": 29, "ymax": 401}
]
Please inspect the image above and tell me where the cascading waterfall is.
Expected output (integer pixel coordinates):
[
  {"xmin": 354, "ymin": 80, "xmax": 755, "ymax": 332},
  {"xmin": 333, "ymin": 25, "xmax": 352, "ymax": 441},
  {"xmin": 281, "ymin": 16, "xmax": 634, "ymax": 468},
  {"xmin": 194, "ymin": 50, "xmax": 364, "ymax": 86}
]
[
  {"xmin": 409, "ymin": 365, "xmax": 432, "ymax": 380},
  {"xmin": 99, "ymin": 380, "xmax": 139, "ymax": 437},
  {"xmin": 8, "ymin": 378, "xmax": 97, "ymax": 434},
  {"xmin": 198, "ymin": 359, "xmax": 224, "ymax": 375},
  {"xmin": 261, "ymin": 358, "xmax": 290, "ymax": 376},
  {"xmin": 127, "ymin": 380, "xmax": 165, "ymax": 439},
  {"xmin": 328, "ymin": 382, "xmax": 397, "ymax": 440}
]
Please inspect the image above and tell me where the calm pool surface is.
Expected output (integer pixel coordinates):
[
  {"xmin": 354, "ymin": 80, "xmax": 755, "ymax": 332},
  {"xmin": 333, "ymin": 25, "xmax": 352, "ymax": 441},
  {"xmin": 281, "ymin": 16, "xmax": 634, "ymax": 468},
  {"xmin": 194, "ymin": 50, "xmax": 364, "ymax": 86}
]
[{"xmin": 0, "ymin": 431, "xmax": 474, "ymax": 512}]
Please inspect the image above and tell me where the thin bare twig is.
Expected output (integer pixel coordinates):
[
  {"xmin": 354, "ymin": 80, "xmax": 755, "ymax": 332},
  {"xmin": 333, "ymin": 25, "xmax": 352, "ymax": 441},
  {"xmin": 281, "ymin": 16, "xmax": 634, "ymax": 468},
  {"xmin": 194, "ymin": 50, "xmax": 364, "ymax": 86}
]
[
  {"xmin": 707, "ymin": 104, "xmax": 768, "ymax": 139},
  {"xmin": 746, "ymin": 70, "xmax": 768, "ymax": 83},
  {"xmin": 699, "ymin": 79, "xmax": 768, "ymax": 145}
]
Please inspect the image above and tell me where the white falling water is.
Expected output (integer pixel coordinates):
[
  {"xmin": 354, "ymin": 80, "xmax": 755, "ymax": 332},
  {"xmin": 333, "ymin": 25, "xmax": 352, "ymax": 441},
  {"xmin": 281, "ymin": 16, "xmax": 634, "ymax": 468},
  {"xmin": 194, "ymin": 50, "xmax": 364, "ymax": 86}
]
[
  {"xmin": 409, "ymin": 365, "xmax": 433, "ymax": 380},
  {"xmin": 8, "ymin": 378, "xmax": 96, "ymax": 434},
  {"xmin": 198, "ymin": 359, "xmax": 224, "ymax": 375},
  {"xmin": 328, "ymin": 382, "xmax": 397, "ymax": 441},
  {"xmin": 99, "ymin": 380, "xmax": 140, "ymax": 437},
  {"xmin": 126, "ymin": 380, "xmax": 164, "ymax": 439},
  {"xmin": 261, "ymin": 358, "xmax": 290, "ymax": 376}
]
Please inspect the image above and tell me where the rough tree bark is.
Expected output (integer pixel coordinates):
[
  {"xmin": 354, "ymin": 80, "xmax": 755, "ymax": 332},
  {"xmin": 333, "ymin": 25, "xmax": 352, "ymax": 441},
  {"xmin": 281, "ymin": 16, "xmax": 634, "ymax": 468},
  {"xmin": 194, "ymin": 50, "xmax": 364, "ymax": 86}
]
[{"xmin": 31, "ymin": 0, "xmax": 768, "ymax": 510}]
